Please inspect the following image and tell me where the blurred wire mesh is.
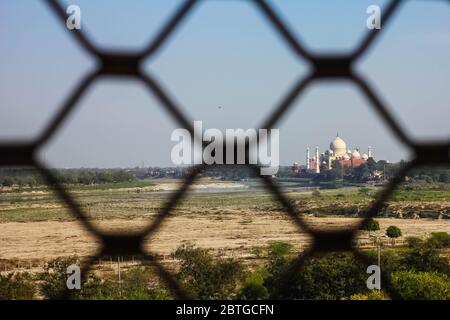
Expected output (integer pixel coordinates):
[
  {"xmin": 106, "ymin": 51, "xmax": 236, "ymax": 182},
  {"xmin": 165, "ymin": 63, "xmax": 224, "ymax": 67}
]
[{"xmin": 0, "ymin": 0, "xmax": 449, "ymax": 299}]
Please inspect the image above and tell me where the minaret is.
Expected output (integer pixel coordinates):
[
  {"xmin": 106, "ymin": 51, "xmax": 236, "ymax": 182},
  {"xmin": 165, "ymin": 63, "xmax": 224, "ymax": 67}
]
[
  {"xmin": 315, "ymin": 146, "xmax": 320, "ymax": 174},
  {"xmin": 368, "ymin": 146, "xmax": 373, "ymax": 158},
  {"xmin": 306, "ymin": 148, "xmax": 310, "ymax": 170}
]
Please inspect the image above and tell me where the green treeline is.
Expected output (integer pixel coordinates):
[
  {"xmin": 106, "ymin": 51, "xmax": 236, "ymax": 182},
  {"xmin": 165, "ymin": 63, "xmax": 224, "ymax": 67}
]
[
  {"xmin": 314, "ymin": 160, "xmax": 450, "ymax": 184},
  {"xmin": 1, "ymin": 163, "xmax": 449, "ymax": 188},
  {"xmin": 0, "ymin": 168, "xmax": 135, "ymax": 187}
]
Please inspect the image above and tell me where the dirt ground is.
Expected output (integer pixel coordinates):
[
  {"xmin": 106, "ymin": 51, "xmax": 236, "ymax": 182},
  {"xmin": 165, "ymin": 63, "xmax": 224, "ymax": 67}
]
[{"xmin": 1, "ymin": 214, "xmax": 449, "ymax": 262}]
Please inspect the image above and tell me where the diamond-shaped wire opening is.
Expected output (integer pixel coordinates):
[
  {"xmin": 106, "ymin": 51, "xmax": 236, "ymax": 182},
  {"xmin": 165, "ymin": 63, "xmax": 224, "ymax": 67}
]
[
  {"xmin": 145, "ymin": 0, "xmax": 309, "ymax": 129},
  {"xmin": 37, "ymin": 79, "xmax": 192, "ymax": 235},
  {"xmin": 145, "ymin": 165, "xmax": 312, "ymax": 260},
  {"xmin": 265, "ymin": 0, "xmax": 390, "ymax": 53},
  {"xmin": 354, "ymin": 162, "xmax": 450, "ymax": 300},
  {"xmin": 275, "ymin": 82, "xmax": 412, "ymax": 233},
  {"xmin": 0, "ymin": 1, "xmax": 95, "ymax": 141},
  {"xmin": 1, "ymin": 0, "xmax": 449, "ymax": 300},
  {"xmin": 382, "ymin": 165, "xmax": 450, "ymax": 237},
  {"xmin": 140, "ymin": 165, "xmax": 312, "ymax": 299},
  {"xmin": 57, "ymin": 0, "xmax": 185, "ymax": 52},
  {"xmin": 0, "ymin": 165, "xmax": 101, "ymax": 299},
  {"xmin": 357, "ymin": 0, "xmax": 450, "ymax": 142}
]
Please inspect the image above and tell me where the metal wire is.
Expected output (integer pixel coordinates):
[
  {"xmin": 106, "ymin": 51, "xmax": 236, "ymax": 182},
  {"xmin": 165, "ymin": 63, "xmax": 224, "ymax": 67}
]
[{"xmin": 1, "ymin": 0, "xmax": 449, "ymax": 300}]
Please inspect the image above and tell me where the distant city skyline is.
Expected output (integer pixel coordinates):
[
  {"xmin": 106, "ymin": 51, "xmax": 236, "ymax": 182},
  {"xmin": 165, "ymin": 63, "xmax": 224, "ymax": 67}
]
[{"xmin": 1, "ymin": 0, "xmax": 449, "ymax": 168}]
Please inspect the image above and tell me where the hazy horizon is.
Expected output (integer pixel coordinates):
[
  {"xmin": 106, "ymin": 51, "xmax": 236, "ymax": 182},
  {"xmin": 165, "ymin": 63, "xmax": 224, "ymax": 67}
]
[{"xmin": 1, "ymin": 0, "xmax": 449, "ymax": 168}]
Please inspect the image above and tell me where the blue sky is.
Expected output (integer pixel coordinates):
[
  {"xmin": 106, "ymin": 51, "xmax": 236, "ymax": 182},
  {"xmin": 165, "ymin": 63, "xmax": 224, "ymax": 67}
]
[{"xmin": 0, "ymin": 0, "xmax": 449, "ymax": 167}]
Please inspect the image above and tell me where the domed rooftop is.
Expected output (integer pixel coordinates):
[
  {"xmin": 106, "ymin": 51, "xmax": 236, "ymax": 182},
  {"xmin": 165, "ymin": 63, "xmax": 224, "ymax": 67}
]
[
  {"xmin": 351, "ymin": 149, "xmax": 361, "ymax": 160},
  {"xmin": 362, "ymin": 153, "xmax": 369, "ymax": 160},
  {"xmin": 329, "ymin": 135, "xmax": 347, "ymax": 156}
]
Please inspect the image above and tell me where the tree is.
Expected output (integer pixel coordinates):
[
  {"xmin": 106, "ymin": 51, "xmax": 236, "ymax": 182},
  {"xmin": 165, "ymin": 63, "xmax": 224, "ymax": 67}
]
[
  {"xmin": 352, "ymin": 164, "xmax": 371, "ymax": 183},
  {"xmin": 402, "ymin": 240, "xmax": 450, "ymax": 275},
  {"xmin": 172, "ymin": 244, "xmax": 244, "ymax": 299},
  {"xmin": 392, "ymin": 271, "xmax": 450, "ymax": 300},
  {"xmin": 1, "ymin": 176, "xmax": 16, "ymax": 187},
  {"xmin": 265, "ymin": 251, "xmax": 368, "ymax": 299},
  {"xmin": 386, "ymin": 226, "xmax": 402, "ymax": 246},
  {"xmin": 366, "ymin": 157, "xmax": 377, "ymax": 174},
  {"xmin": 439, "ymin": 171, "xmax": 450, "ymax": 183},
  {"xmin": 359, "ymin": 218, "xmax": 380, "ymax": 237}
]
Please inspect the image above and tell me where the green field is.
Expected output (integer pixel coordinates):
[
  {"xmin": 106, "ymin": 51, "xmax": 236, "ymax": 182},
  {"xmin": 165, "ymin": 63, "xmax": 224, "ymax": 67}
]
[{"xmin": 1, "ymin": 182, "xmax": 449, "ymax": 223}]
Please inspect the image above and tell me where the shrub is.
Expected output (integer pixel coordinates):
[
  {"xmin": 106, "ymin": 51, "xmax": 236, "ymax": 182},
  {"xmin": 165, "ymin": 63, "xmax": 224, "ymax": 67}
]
[
  {"xmin": 350, "ymin": 290, "xmax": 389, "ymax": 300},
  {"xmin": 75, "ymin": 276, "xmax": 112, "ymax": 300},
  {"xmin": 40, "ymin": 256, "xmax": 79, "ymax": 299},
  {"xmin": 365, "ymin": 248, "xmax": 404, "ymax": 275},
  {"xmin": 405, "ymin": 236, "xmax": 423, "ymax": 248},
  {"xmin": 439, "ymin": 172, "xmax": 450, "ymax": 183},
  {"xmin": 401, "ymin": 242, "xmax": 450, "ymax": 275},
  {"xmin": 173, "ymin": 244, "xmax": 245, "ymax": 300},
  {"xmin": 1, "ymin": 176, "xmax": 15, "ymax": 187},
  {"xmin": 251, "ymin": 247, "xmax": 265, "ymax": 259},
  {"xmin": 74, "ymin": 267, "xmax": 171, "ymax": 300},
  {"xmin": 0, "ymin": 273, "xmax": 35, "ymax": 300},
  {"xmin": 311, "ymin": 189, "xmax": 321, "ymax": 198},
  {"xmin": 265, "ymin": 252, "xmax": 368, "ymax": 300},
  {"xmin": 237, "ymin": 268, "xmax": 269, "ymax": 300},
  {"xmin": 267, "ymin": 241, "xmax": 293, "ymax": 258},
  {"xmin": 119, "ymin": 267, "xmax": 170, "ymax": 300},
  {"xmin": 427, "ymin": 232, "xmax": 450, "ymax": 248},
  {"xmin": 39, "ymin": 257, "xmax": 171, "ymax": 300},
  {"xmin": 358, "ymin": 187, "xmax": 371, "ymax": 196},
  {"xmin": 392, "ymin": 271, "xmax": 450, "ymax": 300}
]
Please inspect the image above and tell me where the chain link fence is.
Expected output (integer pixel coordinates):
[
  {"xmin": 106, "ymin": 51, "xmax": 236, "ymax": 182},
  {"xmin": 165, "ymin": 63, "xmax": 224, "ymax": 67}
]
[{"xmin": 1, "ymin": 0, "xmax": 449, "ymax": 299}]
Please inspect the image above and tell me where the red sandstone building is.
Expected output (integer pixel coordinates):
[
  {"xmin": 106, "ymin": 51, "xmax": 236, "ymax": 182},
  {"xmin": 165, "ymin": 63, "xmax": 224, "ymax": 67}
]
[{"xmin": 292, "ymin": 134, "xmax": 374, "ymax": 174}]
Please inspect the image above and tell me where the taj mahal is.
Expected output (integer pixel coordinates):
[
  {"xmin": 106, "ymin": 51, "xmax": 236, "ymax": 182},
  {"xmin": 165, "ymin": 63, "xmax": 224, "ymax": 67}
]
[{"xmin": 292, "ymin": 134, "xmax": 374, "ymax": 174}]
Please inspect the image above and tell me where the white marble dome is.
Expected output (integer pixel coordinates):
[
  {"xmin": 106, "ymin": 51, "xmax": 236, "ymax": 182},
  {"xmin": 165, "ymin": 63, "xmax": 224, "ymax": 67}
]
[
  {"xmin": 351, "ymin": 149, "xmax": 361, "ymax": 160},
  {"xmin": 329, "ymin": 136, "xmax": 347, "ymax": 157}
]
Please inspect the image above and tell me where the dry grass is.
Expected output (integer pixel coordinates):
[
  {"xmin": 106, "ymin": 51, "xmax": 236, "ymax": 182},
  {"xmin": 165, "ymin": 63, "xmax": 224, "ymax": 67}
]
[{"xmin": 0, "ymin": 179, "xmax": 449, "ymax": 270}]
